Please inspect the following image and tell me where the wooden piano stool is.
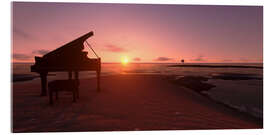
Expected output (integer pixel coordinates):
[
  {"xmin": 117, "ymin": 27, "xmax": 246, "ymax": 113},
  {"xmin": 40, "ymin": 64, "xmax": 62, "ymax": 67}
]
[{"xmin": 48, "ymin": 80, "xmax": 80, "ymax": 105}]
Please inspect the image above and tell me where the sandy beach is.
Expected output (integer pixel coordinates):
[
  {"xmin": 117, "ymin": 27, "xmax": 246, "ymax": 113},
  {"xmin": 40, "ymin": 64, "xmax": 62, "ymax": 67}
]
[
  {"xmin": 10, "ymin": 2, "xmax": 264, "ymax": 134},
  {"xmin": 12, "ymin": 74, "xmax": 262, "ymax": 132}
]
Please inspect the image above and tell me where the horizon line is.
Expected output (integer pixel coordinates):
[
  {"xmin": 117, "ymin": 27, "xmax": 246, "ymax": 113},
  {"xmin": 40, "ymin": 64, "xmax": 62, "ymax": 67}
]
[{"xmin": 11, "ymin": 62, "xmax": 264, "ymax": 64}]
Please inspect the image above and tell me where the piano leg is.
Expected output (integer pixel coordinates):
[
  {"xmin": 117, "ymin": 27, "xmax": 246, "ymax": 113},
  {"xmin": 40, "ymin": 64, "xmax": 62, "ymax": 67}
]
[
  {"xmin": 40, "ymin": 72, "xmax": 48, "ymax": 96},
  {"xmin": 75, "ymin": 71, "xmax": 79, "ymax": 98},
  {"xmin": 97, "ymin": 69, "xmax": 100, "ymax": 92}
]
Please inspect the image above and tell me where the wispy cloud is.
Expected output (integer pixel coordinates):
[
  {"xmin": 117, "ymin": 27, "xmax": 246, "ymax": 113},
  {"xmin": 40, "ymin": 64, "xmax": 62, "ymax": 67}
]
[
  {"xmin": 32, "ymin": 49, "xmax": 50, "ymax": 55},
  {"xmin": 13, "ymin": 27, "xmax": 36, "ymax": 40},
  {"xmin": 222, "ymin": 59, "xmax": 233, "ymax": 62},
  {"xmin": 239, "ymin": 58, "xmax": 252, "ymax": 62},
  {"xmin": 223, "ymin": 58, "xmax": 262, "ymax": 63},
  {"xmin": 154, "ymin": 57, "xmax": 173, "ymax": 61},
  {"xmin": 103, "ymin": 44, "xmax": 127, "ymax": 53},
  {"xmin": 238, "ymin": 58, "xmax": 262, "ymax": 62},
  {"xmin": 190, "ymin": 55, "xmax": 206, "ymax": 62},
  {"xmin": 133, "ymin": 57, "xmax": 141, "ymax": 61},
  {"xmin": 13, "ymin": 53, "xmax": 32, "ymax": 61}
]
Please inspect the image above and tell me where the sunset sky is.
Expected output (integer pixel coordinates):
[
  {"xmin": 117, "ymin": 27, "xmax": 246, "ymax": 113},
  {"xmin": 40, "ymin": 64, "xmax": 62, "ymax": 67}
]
[{"xmin": 12, "ymin": 2, "xmax": 263, "ymax": 63}]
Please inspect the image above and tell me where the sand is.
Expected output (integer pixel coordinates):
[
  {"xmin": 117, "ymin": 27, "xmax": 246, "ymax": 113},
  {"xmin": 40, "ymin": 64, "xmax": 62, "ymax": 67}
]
[{"xmin": 12, "ymin": 74, "xmax": 262, "ymax": 132}]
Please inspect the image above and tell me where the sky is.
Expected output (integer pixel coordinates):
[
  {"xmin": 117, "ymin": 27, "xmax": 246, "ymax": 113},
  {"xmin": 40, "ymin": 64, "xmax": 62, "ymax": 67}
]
[{"xmin": 12, "ymin": 2, "xmax": 263, "ymax": 63}]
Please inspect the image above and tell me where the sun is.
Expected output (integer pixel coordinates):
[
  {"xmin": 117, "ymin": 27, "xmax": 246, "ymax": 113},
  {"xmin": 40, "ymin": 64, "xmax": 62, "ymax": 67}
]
[{"xmin": 121, "ymin": 56, "xmax": 129, "ymax": 65}]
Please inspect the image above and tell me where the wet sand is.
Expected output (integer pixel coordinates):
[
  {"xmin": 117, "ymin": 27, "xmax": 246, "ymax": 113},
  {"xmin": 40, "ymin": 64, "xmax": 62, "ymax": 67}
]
[{"xmin": 12, "ymin": 74, "xmax": 262, "ymax": 132}]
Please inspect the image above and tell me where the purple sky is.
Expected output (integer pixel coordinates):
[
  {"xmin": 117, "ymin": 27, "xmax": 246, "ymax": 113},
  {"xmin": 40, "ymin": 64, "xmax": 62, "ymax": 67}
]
[{"xmin": 12, "ymin": 2, "xmax": 263, "ymax": 63}]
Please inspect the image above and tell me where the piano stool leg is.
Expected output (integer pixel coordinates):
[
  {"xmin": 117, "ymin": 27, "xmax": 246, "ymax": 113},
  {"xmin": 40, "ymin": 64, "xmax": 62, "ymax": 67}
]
[
  {"xmin": 40, "ymin": 72, "xmax": 48, "ymax": 96},
  {"xmin": 73, "ymin": 89, "xmax": 76, "ymax": 102},
  {"xmin": 56, "ymin": 90, "xmax": 58, "ymax": 100},
  {"xmin": 49, "ymin": 89, "xmax": 53, "ymax": 105},
  {"xmin": 76, "ymin": 87, "xmax": 79, "ymax": 99}
]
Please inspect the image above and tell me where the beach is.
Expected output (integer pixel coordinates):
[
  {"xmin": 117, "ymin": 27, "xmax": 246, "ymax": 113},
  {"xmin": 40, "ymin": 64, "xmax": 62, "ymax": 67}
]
[
  {"xmin": 11, "ymin": 2, "xmax": 263, "ymax": 133},
  {"xmin": 12, "ymin": 74, "xmax": 262, "ymax": 132}
]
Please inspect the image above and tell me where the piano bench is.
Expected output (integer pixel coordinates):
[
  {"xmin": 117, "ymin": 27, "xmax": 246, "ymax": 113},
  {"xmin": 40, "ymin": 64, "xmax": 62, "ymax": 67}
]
[{"xmin": 48, "ymin": 80, "xmax": 79, "ymax": 105}]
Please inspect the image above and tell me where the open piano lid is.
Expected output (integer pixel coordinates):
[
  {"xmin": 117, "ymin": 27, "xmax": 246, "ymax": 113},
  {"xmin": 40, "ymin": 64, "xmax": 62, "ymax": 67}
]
[
  {"xmin": 32, "ymin": 31, "xmax": 100, "ymax": 72},
  {"xmin": 43, "ymin": 31, "xmax": 94, "ymax": 59}
]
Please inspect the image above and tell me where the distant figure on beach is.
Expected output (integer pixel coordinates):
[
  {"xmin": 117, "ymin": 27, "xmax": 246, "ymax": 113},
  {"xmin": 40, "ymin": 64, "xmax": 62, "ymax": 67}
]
[{"xmin": 181, "ymin": 59, "xmax": 185, "ymax": 64}]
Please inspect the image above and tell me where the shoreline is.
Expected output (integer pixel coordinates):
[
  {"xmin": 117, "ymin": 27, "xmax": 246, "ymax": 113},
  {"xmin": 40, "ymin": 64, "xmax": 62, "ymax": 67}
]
[
  {"xmin": 169, "ymin": 64, "xmax": 263, "ymax": 69},
  {"xmin": 167, "ymin": 74, "xmax": 263, "ymax": 120},
  {"xmin": 12, "ymin": 74, "xmax": 262, "ymax": 132},
  {"xmin": 12, "ymin": 74, "xmax": 57, "ymax": 82}
]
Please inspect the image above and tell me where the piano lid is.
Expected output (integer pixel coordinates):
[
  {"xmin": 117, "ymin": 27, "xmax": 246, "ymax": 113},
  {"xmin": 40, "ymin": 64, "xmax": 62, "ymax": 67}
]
[{"xmin": 43, "ymin": 31, "xmax": 94, "ymax": 59}]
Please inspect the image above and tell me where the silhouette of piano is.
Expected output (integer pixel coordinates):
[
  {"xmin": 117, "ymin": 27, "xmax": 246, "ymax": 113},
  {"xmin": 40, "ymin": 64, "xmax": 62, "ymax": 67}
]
[{"xmin": 31, "ymin": 31, "xmax": 101, "ymax": 96}]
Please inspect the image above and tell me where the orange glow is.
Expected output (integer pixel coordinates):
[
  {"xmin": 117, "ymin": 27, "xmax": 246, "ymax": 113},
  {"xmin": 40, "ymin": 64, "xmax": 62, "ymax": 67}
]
[{"xmin": 121, "ymin": 56, "xmax": 129, "ymax": 65}]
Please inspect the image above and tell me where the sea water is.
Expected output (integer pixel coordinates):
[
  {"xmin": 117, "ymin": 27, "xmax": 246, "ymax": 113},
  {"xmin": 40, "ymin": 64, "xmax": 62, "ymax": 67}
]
[{"xmin": 12, "ymin": 63, "xmax": 263, "ymax": 119}]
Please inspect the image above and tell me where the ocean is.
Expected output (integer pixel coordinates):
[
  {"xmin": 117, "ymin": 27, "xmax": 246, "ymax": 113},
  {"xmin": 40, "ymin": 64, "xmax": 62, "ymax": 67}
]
[{"xmin": 12, "ymin": 63, "xmax": 263, "ymax": 119}]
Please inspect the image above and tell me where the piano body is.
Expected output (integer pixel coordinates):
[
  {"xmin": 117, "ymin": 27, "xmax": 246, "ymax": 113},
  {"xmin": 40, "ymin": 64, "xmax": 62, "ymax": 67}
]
[{"xmin": 31, "ymin": 31, "xmax": 101, "ymax": 96}]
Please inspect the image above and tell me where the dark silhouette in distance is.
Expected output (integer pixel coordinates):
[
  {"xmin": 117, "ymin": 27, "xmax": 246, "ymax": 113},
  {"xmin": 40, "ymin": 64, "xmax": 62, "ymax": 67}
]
[{"xmin": 181, "ymin": 59, "xmax": 185, "ymax": 64}]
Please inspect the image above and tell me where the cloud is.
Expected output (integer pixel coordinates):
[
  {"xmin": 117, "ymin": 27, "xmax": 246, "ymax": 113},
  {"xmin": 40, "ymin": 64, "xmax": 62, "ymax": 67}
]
[
  {"xmin": 103, "ymin": 44, "xmax": 127, "ymax": 52},
  {"xmin": 238, "ymin": 58, "xmax": 262, "ymax": 62},
  {"xmin": 13, "ymin": 27, "xmax": 36, "ymax": 40},
  {"xmin": 190, "ymin": 55, "xmax": 206, "ymax": 62},
  {"xmin": 223, "ymin": 59, "xmax": 233, "ymax": 62},
  {"xmin": 133, "ymin": 57, "xmax": 141, "ymax": 61},
  {"xmin": 154, "ymin": 57, "xmax": 173, "ymax": 61},
  {"xmin": 239, "ymin": 58, "xmax": 253, "ymax": 62},
  {"xmin": 32, "ymin": 49, "xmax": 50, "ymax": 55},
  {"xmin": 13, "ymin": 53, "xmax": 32, "ymax": 61}
]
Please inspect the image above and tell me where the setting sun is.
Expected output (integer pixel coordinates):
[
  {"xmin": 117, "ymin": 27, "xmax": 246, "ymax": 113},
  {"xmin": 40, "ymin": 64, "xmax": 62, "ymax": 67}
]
[{"xmin": 121, "ymin": 56, "xmax": 129, "ymax": 65}]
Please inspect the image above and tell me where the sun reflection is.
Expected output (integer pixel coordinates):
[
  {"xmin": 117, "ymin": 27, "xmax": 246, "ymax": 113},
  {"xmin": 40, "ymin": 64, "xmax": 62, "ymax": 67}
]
[{"xmin": 121, "ymin": 56, "xmax": 129, "ymax": 66}]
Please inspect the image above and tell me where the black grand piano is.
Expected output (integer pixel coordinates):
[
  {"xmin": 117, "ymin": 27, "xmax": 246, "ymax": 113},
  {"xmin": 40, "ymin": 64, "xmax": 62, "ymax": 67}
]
[{"xmin": 31, "ymin": 31, "xmax": 101, "ymax": 96}]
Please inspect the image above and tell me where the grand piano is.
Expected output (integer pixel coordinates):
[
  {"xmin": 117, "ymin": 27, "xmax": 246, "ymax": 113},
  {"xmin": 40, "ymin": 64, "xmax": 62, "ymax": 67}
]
[{"xmin": 31, "ymin": 31, "xmax": 101, "ymax": 96}]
